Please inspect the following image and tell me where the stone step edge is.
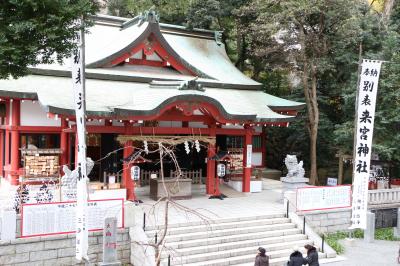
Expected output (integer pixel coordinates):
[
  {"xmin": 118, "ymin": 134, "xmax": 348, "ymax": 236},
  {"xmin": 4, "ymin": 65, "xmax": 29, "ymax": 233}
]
[
  {"xmin": 163, "ymin": 229, "xmax": 304, "ymax": 249},
  {"xmin": 161, "ymin": 238, "xmax": 313, "ymax": 259},
  {"xmin": 165, "ymin": 244, "xmax": 313, "ymax": 262},
  {"xmin": 161, "ymin": 229, "xmax": 307, "ymax": 249},
  {"xmin": 163, "ymin": 250, "xmax": 327, "ymax": 266},
  {"xmin": 150, "ymin": 220, "xmax": 292, "ymax": 240},
  {"xmin": 145, "ymin": 213, "xmax": 285, "ymax": 230},
  {"xmin": 146, "ymin": 217, "xmax": 292, "ymax": 236}
]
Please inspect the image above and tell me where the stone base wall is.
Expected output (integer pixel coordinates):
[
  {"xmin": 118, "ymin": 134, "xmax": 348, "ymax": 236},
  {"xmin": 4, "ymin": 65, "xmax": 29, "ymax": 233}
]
[
  {"xmin": 0, "ymin": 229, "xmax": 130, "ymax": 266},
  {"xmin": 297, "ymin": 208, "xmax": 352, "ymax": 234}
]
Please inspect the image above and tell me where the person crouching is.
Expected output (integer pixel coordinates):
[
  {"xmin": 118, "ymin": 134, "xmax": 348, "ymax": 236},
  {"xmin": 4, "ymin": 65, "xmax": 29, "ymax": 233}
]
[{"xmin": 255, "ymin": 247, "xmax": 269, "ymax": 266}]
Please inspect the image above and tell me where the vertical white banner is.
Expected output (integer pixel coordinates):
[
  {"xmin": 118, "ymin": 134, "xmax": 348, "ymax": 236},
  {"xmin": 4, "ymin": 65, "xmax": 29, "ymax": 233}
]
[
  {"xmin": 350, "ymin": 59, "xmax": 382, "ymax": 229},
  {"xmin": 246, "ymin": 144, "xmax": 252, "ymax": 167},
  {"xmin": 71, "ymin": 23, "xmax": 89, "ymax": 261}
]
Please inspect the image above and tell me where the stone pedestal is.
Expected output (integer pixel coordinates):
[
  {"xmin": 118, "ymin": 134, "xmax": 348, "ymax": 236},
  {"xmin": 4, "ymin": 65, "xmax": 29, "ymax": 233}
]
[
  {"xmin": 364, "ymin": 212, "xmax": 375, "ymax": 243},
  {"xmin": 394, "ymin": 208, "xmax": 400, "ymax": 238},
  {"xmin": 280, "ymin": 177, "xmax": 309, "ymax": 201}
]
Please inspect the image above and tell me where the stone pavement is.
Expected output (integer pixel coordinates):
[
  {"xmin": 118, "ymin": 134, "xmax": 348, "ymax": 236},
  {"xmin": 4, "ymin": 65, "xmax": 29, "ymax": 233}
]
[
  {"xmin": 136, "ymin": 179, "xmax": 285, "ymax": 227},
  {"xmin": 324, "ymin": 239, "xmax": 399, "ymax": 266}
]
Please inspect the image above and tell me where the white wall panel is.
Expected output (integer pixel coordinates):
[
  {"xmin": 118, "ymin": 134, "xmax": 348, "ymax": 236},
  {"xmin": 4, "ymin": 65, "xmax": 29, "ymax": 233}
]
[
  {"xmin": 20, "ymin": 101, "xmax": 61, "ymax": 127},
  {"xmin": 252, "ymin": 152, "xmax": 262, "ymax": 166}
]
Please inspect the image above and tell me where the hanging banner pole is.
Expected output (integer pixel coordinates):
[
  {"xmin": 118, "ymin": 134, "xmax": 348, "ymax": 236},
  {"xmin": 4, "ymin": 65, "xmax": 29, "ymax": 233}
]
[
  {"xmin": 350, "ymin": 59, "xmax": 382, "ymax": 230},
  {"xmin": 71, "ymin": 20, "xmax": 89, "ymax": 261}
]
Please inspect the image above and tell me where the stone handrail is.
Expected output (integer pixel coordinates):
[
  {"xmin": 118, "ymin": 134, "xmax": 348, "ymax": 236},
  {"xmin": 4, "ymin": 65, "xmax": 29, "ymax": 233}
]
[{"xmin": 368, "ymin": 188, "xmax": 400, "ymax": 208}]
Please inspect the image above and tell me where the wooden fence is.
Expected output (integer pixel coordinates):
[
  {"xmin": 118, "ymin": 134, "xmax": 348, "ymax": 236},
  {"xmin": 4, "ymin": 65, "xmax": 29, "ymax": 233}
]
[{"xmin": 139, "ymin": 169, "xmax": 203, "ymax": 186}]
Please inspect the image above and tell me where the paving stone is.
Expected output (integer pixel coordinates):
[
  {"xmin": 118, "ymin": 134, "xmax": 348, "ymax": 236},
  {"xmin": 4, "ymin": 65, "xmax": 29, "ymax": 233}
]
[
  {"xmin": 29, "ymin": 250, "xmax": 57, "ymax": 262},
  {"xmin": 0, "ymin": 252, "xmax": 29, "ymax": 264},
  {"xmin": 16, "ymin": 242, "xmax": 44, "ymax": 253},
  {"xmin": 44, "ymin": 239, "xmax": 72, "ymax": 249},
  {"xmin": 0, "ymin": 245, "xmax": 15, "ymax": 255},
  {"xmin": 57, "ymin": 247, "xmax": 75, "ymax": 258}
]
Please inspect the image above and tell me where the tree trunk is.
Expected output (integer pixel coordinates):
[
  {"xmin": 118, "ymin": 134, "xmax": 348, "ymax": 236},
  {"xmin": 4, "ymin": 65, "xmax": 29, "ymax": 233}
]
[
  {"xmin": 301, "ymin": 56, "xmax": 319, "ymax": 185},
  {"xmin": 383, "ymin": 0, "xmax": 396, "ymax": 23},
  {"xmin": 235, "ymin": 20, "xmax": 246, "ymax": 70}
]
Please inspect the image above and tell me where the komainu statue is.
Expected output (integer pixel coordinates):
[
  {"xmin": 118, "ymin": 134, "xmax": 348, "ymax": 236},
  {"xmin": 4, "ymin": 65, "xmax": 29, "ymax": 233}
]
[
  {"xmin": 61, "ymin": 158, "xmax": 94, "ymax": 200},
  {"xmin": 284, "ymin": 155, "xmax": 305, "ymax": 179}
]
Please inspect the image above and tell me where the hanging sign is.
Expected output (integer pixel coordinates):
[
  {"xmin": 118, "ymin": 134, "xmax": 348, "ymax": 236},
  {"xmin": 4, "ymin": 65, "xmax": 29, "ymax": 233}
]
[
  {"xmin": 131, "ymin": 166, "xmax": 140, "ymax": 181},
  {"xmin": 71, "ymin": 22, "xmax": 89, "ymax": 261},
  {"xmin": 217, "ymin": 164, "xmax": 226, "ymax": 177},
  {"xmin": 327, "ymin": 177, "xmax": 338, "ymax": 186},
  {"xmin": 350, "ymin": 59, "xmax": 382, "ymax": 230},
  {"xmin": 246, "ymin": 144, "xmax": 252, "ymax": 167}
]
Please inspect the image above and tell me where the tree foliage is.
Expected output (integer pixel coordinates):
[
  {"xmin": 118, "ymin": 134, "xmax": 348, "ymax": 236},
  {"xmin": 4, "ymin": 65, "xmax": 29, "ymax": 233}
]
[
  {"xmin": 95, "ymin": 1, "xmax": 400, "ymax": 180},
  {"xmin": 236, "ymin": 0, "xmax": 370, "ymax": 184},
  {"xmin": 0, "ymin": 0, "xmax": 98, "ymax": 79}
]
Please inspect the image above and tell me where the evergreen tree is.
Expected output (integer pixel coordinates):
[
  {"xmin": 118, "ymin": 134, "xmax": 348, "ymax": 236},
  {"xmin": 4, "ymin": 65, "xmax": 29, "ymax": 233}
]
[{"xmin": 0, "ymin": 0, "xmax": 98, "ymax": 79}]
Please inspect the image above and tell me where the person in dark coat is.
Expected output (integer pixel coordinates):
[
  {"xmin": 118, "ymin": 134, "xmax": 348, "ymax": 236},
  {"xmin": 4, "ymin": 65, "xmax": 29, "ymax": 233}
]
[
  {"xmin": 303, "ymin": 244, "xmax": 319, "ymax": 266},
  {"xmin": 254, "ymin": 247, "xmax": 269, "ymax": 266},
  {"xmin": 288, "ymin": 247, "xmax": 304, "ymax": 266}
]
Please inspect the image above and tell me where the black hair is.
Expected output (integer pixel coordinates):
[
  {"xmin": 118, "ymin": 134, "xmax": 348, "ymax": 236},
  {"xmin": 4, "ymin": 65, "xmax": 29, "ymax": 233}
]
[{"xmin": 258, "ymin": 247, "xmax": 266, "ymax": 257}]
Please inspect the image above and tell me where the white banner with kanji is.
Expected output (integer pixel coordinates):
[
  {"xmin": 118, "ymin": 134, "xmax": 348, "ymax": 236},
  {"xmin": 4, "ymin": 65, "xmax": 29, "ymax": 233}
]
[
  {"xmin": 350, "ymin": 59, "xmax": 382, "ymax": 229},
  {"xmin": 71, "ymin": 25, "xmax": 89, "ymax": 261}
]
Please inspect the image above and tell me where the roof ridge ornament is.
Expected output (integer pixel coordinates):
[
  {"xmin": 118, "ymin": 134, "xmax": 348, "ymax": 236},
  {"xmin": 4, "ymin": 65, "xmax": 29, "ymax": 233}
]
[
  {"xmin": 139, "ymin": 8, "xmax": 159, "ymax": 25},
  {"xmin": 214, "ymin": 31, "xmax": 223, "ymax": 46},
  {"xmin": 178, "ymin": 77, "xmax": 205, "ymax": 92},
  {"xmin": 121, "ymin": 8, "xmax": 159, "ymax": 29},
  {"xmin": 149, "ymin": 78, "xmax": 205, "ymax": 92}
]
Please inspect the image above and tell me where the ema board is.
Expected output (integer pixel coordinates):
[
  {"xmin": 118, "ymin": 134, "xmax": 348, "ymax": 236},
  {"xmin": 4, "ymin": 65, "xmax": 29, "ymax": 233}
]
[
  {"xmin": 21, "ymin": 198, "xmax": 124, "ymax": 237},
  {"xmin": 296, "ymin": 186, "xmax": 351, "ymax": 212}
]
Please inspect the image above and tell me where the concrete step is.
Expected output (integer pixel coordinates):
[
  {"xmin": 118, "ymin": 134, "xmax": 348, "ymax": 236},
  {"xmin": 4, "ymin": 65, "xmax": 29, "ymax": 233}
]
[
  {"xmin": 155, "ymin": 214, "xmax": 330, "ymax": 266},
  {"xmin": 162, "ymin": 237, "xmax": 312, "ymax": 259},
  {"xmin": 163, "ymin": 249, "xmax": 327, "ymax": 266},
  {"xmin": 147, "ymin": 217, "xmax": 291, "ymax": 236},
  {"xmin": 145, "ymin": 213, "xmax": 285, "ymax": 231},
  {"xmin": 229, "ymin": 252, "xmax": 329, "ymax": 266},
  {"xmin": 167, "ymin": 247, "xmax": 296, "ymax": 265},
  {"xmin": 164, "ymin": 228, "xmax": 304, "ymax": 249},
  {"xmin": 149, "ymin": 218, "xmax": 291, "ymax": 242}
]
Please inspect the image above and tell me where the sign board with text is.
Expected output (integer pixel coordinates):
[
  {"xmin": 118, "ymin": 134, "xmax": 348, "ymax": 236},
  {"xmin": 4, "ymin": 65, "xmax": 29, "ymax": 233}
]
[
  {"xmin": 246, "ymin": 145, "xmax": 252, "ymax": 167},
  {"xmin": 21, "ymin": 198, "xmax": 124, "ymax": 238},
  {"xmin": 327, "ymin": 177, "xmax": 338, "ymax": 186},
  {"xmin": 296, "ymin": 185, "xmax": 351, "ymax": 212}
]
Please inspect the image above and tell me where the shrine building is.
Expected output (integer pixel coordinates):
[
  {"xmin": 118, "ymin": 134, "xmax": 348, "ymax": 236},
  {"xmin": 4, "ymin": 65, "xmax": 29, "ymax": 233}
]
[{"xmin": 0, "ymin": 13, "xmax": 304, "ymax": 200}]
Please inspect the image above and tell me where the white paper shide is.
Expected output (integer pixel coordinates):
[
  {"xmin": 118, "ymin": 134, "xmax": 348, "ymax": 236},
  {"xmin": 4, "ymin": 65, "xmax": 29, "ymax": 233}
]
[{"xmin": 350, "ymin": 59, "xmax": 382, "ymax": 229}]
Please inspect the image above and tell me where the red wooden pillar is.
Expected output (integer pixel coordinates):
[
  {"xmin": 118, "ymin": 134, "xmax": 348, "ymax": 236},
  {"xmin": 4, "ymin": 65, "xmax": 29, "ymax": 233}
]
[
  {"xmin": 261, "ymin": 128, "xmax": 267, "ymax": 168},
  {"xmin": 4, "ymin": 101, "xmax": 10, "ymax": 167},
  {"xmin": 242, "ymin": 127, "xmax": 252, "ymax": 193},
  {"xmin": 122, "ymin": 140, "xmax": 136, "ymax": 201},
  {"xmin": 10, "ymin": 100, "xmax": 20, "ymax": 185},
  {"xmin": 60, "ymin": 119, "xmax": 68, "ymax": 171},
  {"xmin": 0, "ymin": 130, "xmax": 3, "ymax": 175},
  {"xmin": 206, "ymin": 125, "xmax": 216, "ymax": 195}
]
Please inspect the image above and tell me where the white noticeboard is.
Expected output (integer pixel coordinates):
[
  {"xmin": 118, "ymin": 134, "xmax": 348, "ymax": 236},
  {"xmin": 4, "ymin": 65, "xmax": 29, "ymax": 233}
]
[
  {"xmin": 296, "ymin": 186, "xmax": 351, "ymax": 212},
  {"xmin": 327, "ymin": 178, "xmax": 338, "ymax": 186},
  {"xmin": 246, "ymin": 144, "xmax": 252, "ymax": 167},
  {"xmin": 21, "ymin": 199, "xmax": 124, "ymax": 238}
]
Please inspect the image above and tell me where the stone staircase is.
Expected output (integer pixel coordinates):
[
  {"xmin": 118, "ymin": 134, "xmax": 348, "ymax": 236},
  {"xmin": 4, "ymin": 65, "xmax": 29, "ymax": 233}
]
[{"xmin": 145, "ymin": 214, "xmax": 327, "ymax": 266}]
